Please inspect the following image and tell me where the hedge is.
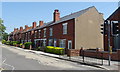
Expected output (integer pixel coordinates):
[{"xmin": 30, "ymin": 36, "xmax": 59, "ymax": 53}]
[
  {"xmin": 45, "ymin": 46, "xmax": 64, "ymax": 55},
  {"xmin": 2, "ymin": 40, "xmax": 6, "ymax": 44},
  {"xmin": 19, "ymin": 43, "xmax": 23, "ymax": 47},
  {"xmin": 35, "ymin": 47, "xmax": 41, "ymax": 51},
  {"xmin": 6, "ymin": 41, "xmax": 11, "ymax": 45},
  {"xmin": 10, "ymin": 41, "xmax": 20, "ymax": 46},
  {"xmin": 24, "ymin": 42, "xmax": 32, "ymax": 48}
]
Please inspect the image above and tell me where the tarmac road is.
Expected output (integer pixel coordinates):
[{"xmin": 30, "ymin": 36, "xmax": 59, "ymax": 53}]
[{"xmin": 1, "ymin": 43, "xmax": 103, "ymax": 70}]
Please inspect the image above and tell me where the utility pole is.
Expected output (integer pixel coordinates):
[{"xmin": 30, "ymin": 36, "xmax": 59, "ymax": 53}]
[
  {"xmin": 104, "ymin": 20, "xmax": 111, "ymax": 66},
  {"xmin": 108, "ymin": 20, "xmax": 111, "ymax": 66}
]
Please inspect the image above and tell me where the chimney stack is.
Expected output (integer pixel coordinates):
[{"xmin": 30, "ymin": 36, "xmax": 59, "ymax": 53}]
[
  {"xmin": 39, "ymin": 21, "xmax": 44, "ymax": 27},
  {"xmin": 25, "ymin": 25, "xmax": 28, "ymax": 30},
  {"xmin": 32, "ymin": 22, "xmax": 37, "ymax": 28},
  {"xmin": 14, "ymin": 28, "xmax": 17, "ymax": 32},
  {"xmin": 16, "ymin": 28, "xmax": 18, "ymax": 31},
  {"xmin": 20, "ymin": 27, "xmax": 23, "ymax": 31},
  {"xmin": 53, "ymin": 9, "xmax": 60, "ymax": 22}
]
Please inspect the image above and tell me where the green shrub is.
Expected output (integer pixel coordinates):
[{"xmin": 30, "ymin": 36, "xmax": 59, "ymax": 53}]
[
  {"xmin": 20, "ymin": 43, "xmax": 23, "ymax": 46},
  {"xmin": 6, "ymin": 41, "xmax": 11, "ymax": 45},
  {"xmin": 45, "ymin": 46, "xmax": 54, "ymax": 53},
  {"xmin": 45, "ymin": 46, "xmax": 64, "ymax": 55},
  {"xmin": 53, "ymin": 47, "xmax": 64, "ymax": 55},
  {"xmin": 13, "ymin": 43, "xmax": 17, "ymax": 46},
  {"xmin": 10, "ymin": 41, "xmax": 20, "ymax": 45},
  {"xmin": 2, "ymin": 40, "xmax": 6, "ymax": 44},
  {"xmin": 24, "ymin": 42, "xmax": 32, "ymax": 48},
  {"xmin": 35, "ymin": 47, "xmax": 41, "ymax": 51}
]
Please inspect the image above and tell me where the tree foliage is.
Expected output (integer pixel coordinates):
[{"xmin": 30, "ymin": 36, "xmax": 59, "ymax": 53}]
[
  {"xmin": 0, "ymin": 18, "xmax": 6, "ymax": 33},
  {"xmin": 0, "ymin": 18, "xmax": 8, "ymax": 41},
  {"xmin": 2, "ymin": 32, "xmax": 8, "ymax": 41}
]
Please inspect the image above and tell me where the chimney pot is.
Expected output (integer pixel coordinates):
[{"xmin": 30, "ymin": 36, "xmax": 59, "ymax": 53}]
[
  {"xmin": 20, "ymin": 27, "xmax": 23, "ymax": 31},
  {"xmin": 39, "ymin": 21, "xmax": 44, "ymax": 27},
  {"xmin": 25, "ymin": 25, "xmax": 29, "ymax": 30},
  {"xmin": 14, "ymin": 28, "xmax": 16, "ymax": 32},
  {"xmin": 53, "ymin": 9, "xmax": 60, "ymax": 22},
  {"xmin": 14, "ymin": 28, "xmax": 19, "ymax": 32},
  {"xmin": 32, "ymin": 22, "xmax": 37, "ymax": 28}
]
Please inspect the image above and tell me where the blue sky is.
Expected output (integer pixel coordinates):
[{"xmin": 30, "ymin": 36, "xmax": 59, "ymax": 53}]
[{"xmin": 2, "ymin": 2, "xmax": 118, "ymax": 33}]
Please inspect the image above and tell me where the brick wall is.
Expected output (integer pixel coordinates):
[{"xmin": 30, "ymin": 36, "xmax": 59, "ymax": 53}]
[
  {"xmin": 67, "ymin": 48, "xmax": 120, "ymax": 61},
  {"xmin": 67, "ymin": 49, "xmax": 80, "ymax": 56},
  {"xmin": 32, "ymin": 19, "xmax": 75, "ymax": 50}
]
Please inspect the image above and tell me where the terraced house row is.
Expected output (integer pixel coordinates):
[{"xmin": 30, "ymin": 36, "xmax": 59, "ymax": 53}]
[{"xmin": 9, "ymin": 6, "xmax": 104, "ymax": 51}]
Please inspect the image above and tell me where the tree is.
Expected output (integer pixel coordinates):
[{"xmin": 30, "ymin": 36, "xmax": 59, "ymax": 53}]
[
  {"xmin": 0, "ymin": 18, "xmax": 6, "ymax": 33},
  {"xmin": 0, "ymin": 18, "xmax": 7, "ymax": 41},
  {"xmin": 2, "ymin": 32, "xmax": 8, "ymax": 41}
]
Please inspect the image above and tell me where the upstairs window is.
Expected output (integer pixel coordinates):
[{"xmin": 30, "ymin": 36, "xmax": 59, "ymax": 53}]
[
  {"xmin": 49, "ymin": 27, "xmax": 53, "ymax": 36},
  {"xmin": 62, "ymin": 23, "xmax": 68, "ymax": 34},
  {"xmin": 34, "ymin": 31, "xmax": 37, "ymax": 38},
  {"xmin": 26, "ymin": 33, "xmax": 27, "ymax": 39},
  {"xmin": 44, "ymin": 28, "xmax": 46, "ymax": 37},
  {"xmin": 39, "ymin": 30, "xmax": 41, "ymax": 38},
  {"xmin": 28, "ymin": 32, "xmax": 30, "ymax": 39}
]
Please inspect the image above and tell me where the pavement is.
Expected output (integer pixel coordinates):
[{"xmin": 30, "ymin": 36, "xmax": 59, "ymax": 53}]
[{"xmin": 1, "ymin": 42, "xmax": 120, "ymax": 71}]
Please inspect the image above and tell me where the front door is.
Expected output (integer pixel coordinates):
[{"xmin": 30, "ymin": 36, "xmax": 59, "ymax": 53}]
[{"xmin": 68, "ymin": 40, "xmax": 72, "ymax": 49}]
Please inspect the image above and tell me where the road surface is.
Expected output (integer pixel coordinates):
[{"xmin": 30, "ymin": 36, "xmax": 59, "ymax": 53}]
[{"xmin": 1, "ymin": 43, "xmax": 102, "ymax": 70}]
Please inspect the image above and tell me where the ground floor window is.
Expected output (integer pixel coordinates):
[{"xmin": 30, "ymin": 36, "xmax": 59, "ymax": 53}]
[
  {"xmin": 21, "ymin": 40, "xmax": 24, "ymax": 44},
  {"xmin": 59, "ymin": 39, "xmax": 66, "ymax": 48},
  {"xmin": 28, "ymin": 39, "xmax": 31, "ymax": 42},
  {"xmin": 54, "ymin": 40, "xmax": 57, "ymax": 47},
  {"xmin": 49, "ymin": 39, "xmax": 53, "ymax": 46},
  {"xmin": 43, "ymin": 40, "xmax": 46, "ymax": 46}
]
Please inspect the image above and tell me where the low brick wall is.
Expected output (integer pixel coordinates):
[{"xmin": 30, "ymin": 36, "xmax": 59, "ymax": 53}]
[
  {"xmin": 67, "ymin": 48, "xmax": 120, "ymax": 61},
  {"xmin": 67, "ymin": 49, "xmax": 80, "ymax": 56}
]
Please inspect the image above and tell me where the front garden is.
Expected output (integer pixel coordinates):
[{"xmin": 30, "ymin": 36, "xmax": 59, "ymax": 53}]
[{"xmin": 2, "ymin": 40, "xmax": 65, "ymax": 55}]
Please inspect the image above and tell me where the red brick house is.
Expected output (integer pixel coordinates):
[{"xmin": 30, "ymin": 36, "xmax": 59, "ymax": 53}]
[
  {"xmin": 104, "ymin": 7, "xmax": 120, "ymax": 51},
  {"xmin": 9, "ymin": 6, "xmax": 104, "ymax": 51}
]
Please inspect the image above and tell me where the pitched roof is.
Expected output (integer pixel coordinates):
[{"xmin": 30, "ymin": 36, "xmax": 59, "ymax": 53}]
[
  {"xmin": 52, "ymin": 6, "xmax": 95, "ymax": 25},
  {"xmin": 11, "ymin": 6, "xmax": 96, "ymax": 34},
  {"xmin": 27, "ymin": 6, "xmax": 95, "ymax": 32},
  {"xmin": 107, "ymin": 7, "xmax": 120, "ymax": 21}
]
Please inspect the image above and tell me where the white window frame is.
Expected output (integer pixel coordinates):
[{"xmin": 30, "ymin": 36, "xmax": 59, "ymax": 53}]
[
  {"xmin": 68, "ymin": 40, "xmax": 72, "ymax": 49},
  {"xmin": 50, "ymin": 27, "xmax": 53, "ymax": 36},
  {"xmin": 59, "ymin": 39, "xmax": 66, "ymax": 48},
  {"xmin": 43, "ymin": 39, "xmax": 46, "ymax": 46},
  {"xmin": 48, "ymin": 39, "xmax": 53, "ymax": 46},
  {"xmin": 54, "ymin": 40, "xmax": 57, "ymax": 47},
  {"xmin": 62, "ymin": 23, "xmax": 68, "ymax": 34},
  {"xmin": 44, "ymin": 28, "xmax": 46, "ymax": 37},
  {"xmin": 39, "ymin": 30, "xmax": 41, "ymax": 38},
  {"xmin": 26, "ymin": 33, "xmax": 27, "ymax": 38},
  {"xmin": 34, "ymin": 31, "xmax": 37, "ymax": 38},
  {"xmin": 28, "ymin": 32, "xmax": 30, "ymax": 39}
]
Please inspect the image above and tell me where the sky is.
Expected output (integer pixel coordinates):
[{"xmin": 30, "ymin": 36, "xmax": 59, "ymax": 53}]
[{"xmin": 2, "ymin": 2, "xmax": 119, "ymax": 33}]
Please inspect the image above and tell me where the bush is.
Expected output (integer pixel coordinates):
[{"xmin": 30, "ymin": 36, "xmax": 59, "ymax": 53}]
[
  {"xmin": 45, "ymin": 46, "xmax": 64, "ymax": 55},
  {"xmin": 53, "ymin": 47, "xmax": 64, "ymax": 55},
  {"xmin": 24, "ymin": 42, "xmax": 32, "ymax": 48},
  {"xmin": 13, "ymin": 43, "xmax": 17, "ymax": 46},
  {"xmin": 35, "ymin": 47, "xmax": 41, "ymax": 51},
  {"xmin": 6, "ymin": 41, "xmax": 11, "ymax": 45},
  {"xmin": 10, "ymin": 41, "xmax": 20, "ymax": 46},
  {"xmin": 20, "ymin": 43, "xmax": 23, "ymax": 47},
  {"xmin": 45, "ymin": 46, "xmax": 54, "ymax": 53},
  {"xmin": 2, "ymin": 40, "xmax": 6, "ymax": 44}
]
